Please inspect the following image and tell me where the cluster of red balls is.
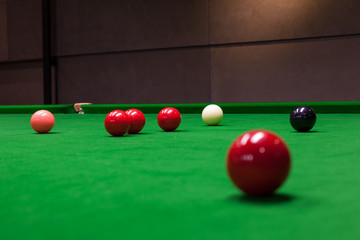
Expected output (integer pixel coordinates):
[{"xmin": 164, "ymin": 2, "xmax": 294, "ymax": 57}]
[
  {"xmin": 104, "ymin": 107, "xmax": 181, "ymax": 136},
  {"xmin": 30, "ymin": 107, "xmax": 291, "ymax": 197}
]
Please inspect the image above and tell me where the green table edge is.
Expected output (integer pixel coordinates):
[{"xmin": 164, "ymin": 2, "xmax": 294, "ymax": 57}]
[
  {"xmin": 0, "ymin": 105, "xmax": 76, "ymax": 114},
  {"xmin": 1, "ymin": 102, "xmax": 359, "ymax": 114},
  {"xmin": 81, "ymin": 102, "xmax": 360, "ymax": 114}
]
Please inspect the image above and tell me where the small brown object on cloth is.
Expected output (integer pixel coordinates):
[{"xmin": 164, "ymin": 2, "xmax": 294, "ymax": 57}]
[{"xmin": 74, "ymin": 103, "xmax": 93, "ymax": 113}]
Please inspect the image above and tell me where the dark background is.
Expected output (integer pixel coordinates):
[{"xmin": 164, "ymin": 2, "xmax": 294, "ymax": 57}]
[{"xmin": 1, "ymin": 0, "xmax": 360, "ymax": 105}]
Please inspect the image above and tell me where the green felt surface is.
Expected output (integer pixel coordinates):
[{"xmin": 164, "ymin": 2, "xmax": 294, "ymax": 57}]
[
  {"xmin": 81, "ymin": 101, "xmax": 360, "ymax": 114},
  {"xmin": 0, "ymin": 105, "xmax": 75, "ymax": 114},
  {"xmin": 1, "ymin": 111, "xmax": 360, "ymax": 239}
]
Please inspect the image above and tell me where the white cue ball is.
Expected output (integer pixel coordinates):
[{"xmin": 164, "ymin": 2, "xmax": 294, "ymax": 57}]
[{"xmin": 202, "ymin": 104, "xmax": 223, "ymax": 126}]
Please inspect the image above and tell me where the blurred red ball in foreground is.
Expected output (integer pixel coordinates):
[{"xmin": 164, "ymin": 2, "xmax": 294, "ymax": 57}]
[
  {"xmin": 125, "ymin": 109, "xmax": 145, "ymax": 134},
  {"xmin": 226, "ymin": 130, "xmax": 291, "ymax": 196},
  {"xmin": 104, "ymin": 110, "xmax": 130, "ymax": 136},
  {"xmin": 157, "ymin": 107, "xmax": 181, "ymax": 131},
  {"xmin": 30, "ymin": 110, "xmax": 55, "ymax": 133}
]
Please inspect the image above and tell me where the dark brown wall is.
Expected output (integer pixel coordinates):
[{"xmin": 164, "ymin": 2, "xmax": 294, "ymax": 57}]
[
  {"xmin": 57, "ymin": 49, "xmax": 210, "ymax": 104},
  {"xmin": 0, "ymin": 61, "xmax": 43, "ymax": 104},
  {"xmin": 1, "ymin": 0, "xmax": 360, "ymax": 105},
  {"xmin": 0, "ymin": 0, "xmax": 43, "ymax": 105},
  {"xmin": 210, "ymin": 0, "xmax": 360, "ymax": 44},
  {"xmin": 0, "ymin": 0, "xmax": 42, "ymax": 61},
  {"xmin": 209, "ymin": 0, "xmax": 360, "ymax": 102},
  {"xmin": 56, "ymin": 0, "xmax": 209, "ymax": 55},
  {"xmin": 0, "ymin": 1, "xmax": 8, "ymax": 61},
  {"xmin": 211, "ymin": 38, "xmax": 360, "ymax": 103}
]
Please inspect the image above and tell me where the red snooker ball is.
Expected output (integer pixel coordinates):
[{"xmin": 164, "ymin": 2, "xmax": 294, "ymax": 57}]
[
  {"xmin": 30, "ymin": 110, "xmax": 55, "ymax": 133},
  {"xmin": 104, "ymin": 110, "xmax": 130, "ymax": 136},
  {"xmin": 125, "ymin": 109, "xmax": 146, "ymax": 134},
  {"xmin": 157, "ymin": 107, "xmax": 181, "ymax": 131},
  {"xmin": 226, "ymin": 130, "xmax": 291, "ymax": 196}
]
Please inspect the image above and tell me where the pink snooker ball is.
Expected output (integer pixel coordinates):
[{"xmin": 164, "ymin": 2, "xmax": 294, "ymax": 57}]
[{"xmin": 30, "ymin": 110, "xmax": 55, "ymax": 133}]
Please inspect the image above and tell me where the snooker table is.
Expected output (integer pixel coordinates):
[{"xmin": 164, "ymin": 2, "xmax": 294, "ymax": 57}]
[{"xmin": 1, "ymin": 102, "xmax": 360, "ymax": 240}]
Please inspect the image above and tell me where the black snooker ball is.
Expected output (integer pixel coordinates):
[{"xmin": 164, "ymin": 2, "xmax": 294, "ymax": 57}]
[{"xmin": 290, "ymin": 106, "xmax": 316, "ymax": 132}]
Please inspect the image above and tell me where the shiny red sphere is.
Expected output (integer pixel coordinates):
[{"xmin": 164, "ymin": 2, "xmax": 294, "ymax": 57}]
[
  {"xmin": 157, "ymin": 107, "xmax": 181, "ymax": 131},
  {"xmin": 226, "ymin": 130, "xmax": 291, "ymax": 196},
  {"xmin": 104, "ymin": 110, "xmax": 130, "ymax": 136},
  {"xmin": 125, "ymin": 109, "xmax": 146, "ymax": 134}
]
